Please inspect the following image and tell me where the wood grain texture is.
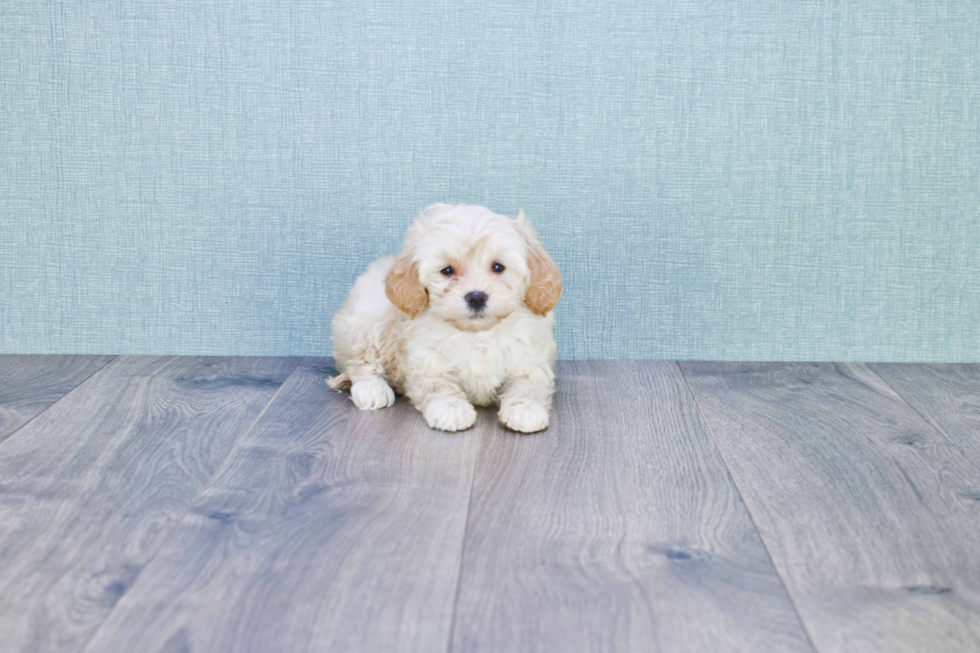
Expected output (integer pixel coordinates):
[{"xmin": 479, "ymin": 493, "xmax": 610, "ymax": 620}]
[
  {"xmin": 83, "ymin": 358, "xmax": 483, "ymax": 653},
  {"xmin": 0, "ymin": 355, "xmax": 115, "ymax": 443},
  {"xmin": 871, "ymin": 364, "xmax": 980, "ymax": 464},
  {"xmin": 681, "ymin": 362, "xmax": 980, "ymax": 653},
  {"xmin": 0, "ymin": 355, "xmax": 298, "ymax": 653},
  {"xmin": 451, "ymin": 361, "xmax": 814, "ymax": 652}
]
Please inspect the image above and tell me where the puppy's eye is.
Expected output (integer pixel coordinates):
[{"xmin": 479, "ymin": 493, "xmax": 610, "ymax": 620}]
[
  {"xmin": 440, "ymin": 266, "xmax": 454, "ymax": 276},
  {"xmin": 491, "ymin": 262, "xmax": 505, "ymax": 273}
]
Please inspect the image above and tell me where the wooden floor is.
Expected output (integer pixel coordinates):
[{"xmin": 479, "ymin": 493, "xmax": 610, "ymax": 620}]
[{"xmin": 0, "ymin": 357, "xmax": 978, "ymax": 652}]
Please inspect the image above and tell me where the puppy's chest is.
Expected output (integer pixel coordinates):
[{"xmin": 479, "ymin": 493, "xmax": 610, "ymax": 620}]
[
  {"xmin": 446, "ymin": 342, "xmax": 509, "ymax": 406},
  {"xmin": 404, "ymin": 315, "xmax": 540, "ymax": 406}
]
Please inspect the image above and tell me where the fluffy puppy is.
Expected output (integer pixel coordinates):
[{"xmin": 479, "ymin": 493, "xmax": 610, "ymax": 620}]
[{"xmin": 328, "ymin": 203, "xmax": 562, "ymax": 433}]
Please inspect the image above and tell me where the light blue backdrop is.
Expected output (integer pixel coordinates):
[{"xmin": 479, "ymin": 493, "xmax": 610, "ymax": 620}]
[{"xmin": 2, "ymin": 1, "xmax": 978, "ymax": 360}]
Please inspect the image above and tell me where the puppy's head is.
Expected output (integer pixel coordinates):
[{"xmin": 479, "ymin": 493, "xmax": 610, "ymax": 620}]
[{"xmin": 385, "ymin": 204, "xmax": 561, "ymax": 330}]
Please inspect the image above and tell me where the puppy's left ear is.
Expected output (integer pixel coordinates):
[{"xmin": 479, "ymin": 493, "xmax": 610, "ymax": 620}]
[{"xmin": 515, "ymin": 210, "xmax": 562, "ymax": 316}]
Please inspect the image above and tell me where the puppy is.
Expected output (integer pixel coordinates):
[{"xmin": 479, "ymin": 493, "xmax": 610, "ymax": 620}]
[{"xmin": 328, "ymin": 203, "xmax": 562, "ymax": 433}]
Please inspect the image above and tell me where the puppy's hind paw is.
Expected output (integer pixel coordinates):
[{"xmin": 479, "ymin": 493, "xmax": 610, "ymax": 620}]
[
  {"xmin": 350, "ymin": 377, "xmax": 395, "ymax": 410},
  {"xmin": 499, "ymin": 401, "xmax": 549, "ymax": 433},
  {"xmin": 423, "ymin": 398, "xmax": 477, "ymax": 432}
]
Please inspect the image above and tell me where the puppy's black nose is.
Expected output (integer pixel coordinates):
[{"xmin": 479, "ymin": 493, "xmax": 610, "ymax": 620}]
[{"xmin": 465, "ymin": 291, "xmax": 488, "ymax": 310}]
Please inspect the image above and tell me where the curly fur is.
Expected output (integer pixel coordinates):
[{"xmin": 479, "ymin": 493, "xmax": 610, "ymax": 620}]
[{"xmin": 328, "ymin": 204, "xmax": 561, "ymax": 432}]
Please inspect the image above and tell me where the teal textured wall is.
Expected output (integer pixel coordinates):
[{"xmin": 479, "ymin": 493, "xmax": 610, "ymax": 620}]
[{"xmin": 2, "ymin": 1, "xmax": 978, "ymax": 360}]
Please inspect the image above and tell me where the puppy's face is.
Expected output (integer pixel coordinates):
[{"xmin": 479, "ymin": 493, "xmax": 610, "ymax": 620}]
[
  {"xmin": 418, "ymin": 225, "xmax": 527, "ymax": 331},
  {"xmin": 385, "ymin": 204, "xmax": 561, "ymax": 330}
]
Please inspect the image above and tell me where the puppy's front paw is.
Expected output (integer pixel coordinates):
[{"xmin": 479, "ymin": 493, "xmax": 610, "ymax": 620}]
[
  {"xmin": 423, "ymin": 398, "xmax": 477, "ymax": 432},
  {"xmin": 499, "ymin": 401, "xmax": 550, "ymax": 433},
  {"xmin": 350, "ymin": 377, "xmax": 395, "ymax": 410}
]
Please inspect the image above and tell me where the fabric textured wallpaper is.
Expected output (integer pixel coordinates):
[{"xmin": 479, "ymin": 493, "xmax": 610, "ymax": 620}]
[{"xmin": 2, "ymin": 1, "xmax": 978, "ymax": 360}]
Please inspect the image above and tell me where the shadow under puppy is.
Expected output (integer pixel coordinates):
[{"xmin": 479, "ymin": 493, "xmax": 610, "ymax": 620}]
[{"xmin": 328, "ymin": 203, "xmax": 562, "ymax": 432}]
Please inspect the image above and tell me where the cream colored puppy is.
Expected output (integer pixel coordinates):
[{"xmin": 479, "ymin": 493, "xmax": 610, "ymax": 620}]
[{"xmin": 328, "ymin": 203, "xmax": 562, "ymax": 433}]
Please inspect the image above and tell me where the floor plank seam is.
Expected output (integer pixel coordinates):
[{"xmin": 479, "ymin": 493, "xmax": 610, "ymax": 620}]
[
  {"xmin": 866, "ymin": 365, "xmax": 980, "ymax": 477},
  {"xmin": 675, "ymin": 362, "xmax": 822, "ymax": 653},
  {"xmin": 0, "ymin": 355, "xmax": 117, "ymax": 449},
  {"xmin": 74, "ymin": 356, "xmax": 306, "ymax": 653},
  {"xmin": 444, "ymin": 420, "xmax": 485, "ymax": 653}
]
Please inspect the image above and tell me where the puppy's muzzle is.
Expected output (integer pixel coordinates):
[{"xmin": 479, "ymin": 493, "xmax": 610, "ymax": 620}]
[{"xmin": 465, "ymin": 291, "xmax": 488, "ymax": 312}]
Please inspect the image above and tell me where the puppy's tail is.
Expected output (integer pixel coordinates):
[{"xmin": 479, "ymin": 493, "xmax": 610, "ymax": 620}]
[{"xmin": 326, "ymin": 371, "xmax": 351, "ymax": 390}]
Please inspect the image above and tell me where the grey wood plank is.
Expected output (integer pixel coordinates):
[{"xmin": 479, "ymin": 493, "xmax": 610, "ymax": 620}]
[
  {"xmin": 680, "ymin": 362, "xmax": 980, "ymax": 653},
  {"xmin": 0, "ymin": 355, "xmax": 299, "ymax": 653},
  {"xmin": 451, "ymin": 361, "xmax": 814, "ymax": 653},
  {"xmin": 83, "ymin": 357, "xmax": 483, "ymax": 653},
  {"xmin": 0, "ymin": 355, "xmax": 115, "ymax": 443},
  {"xmin": 871, "ymin": 363, "xmax": 980, "ymax": 464}
]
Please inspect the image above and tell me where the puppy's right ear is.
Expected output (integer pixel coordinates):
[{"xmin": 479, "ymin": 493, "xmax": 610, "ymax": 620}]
[{"xmin": 385, "ymin": 253, "xmax": 428, "ymax": 318}]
